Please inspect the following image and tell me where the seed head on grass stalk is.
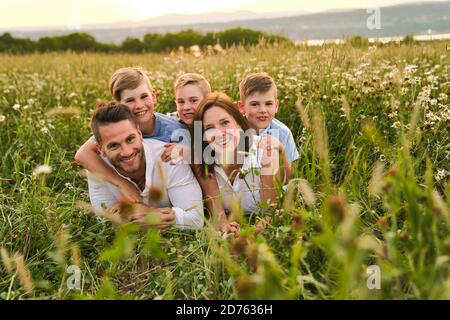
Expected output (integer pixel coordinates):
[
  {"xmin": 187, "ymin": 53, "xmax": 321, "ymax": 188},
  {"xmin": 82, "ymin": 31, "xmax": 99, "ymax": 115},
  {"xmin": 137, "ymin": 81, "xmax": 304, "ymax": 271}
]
[
  {"xmin": 150, "ymin": 160, "xmax": 168, "ymax": 206},
  {"xmin": 13, "ymin": 253, "xmax": 35, "ymax": 295},
  {"xmin": 368, "ymin": 161, "xmax": 385, "ymax": 197},
  {"xmin": 46, "ymin": 106, "xmax": 81, "ymax": 118},
  {"xmin": 295, "ymin": 97, "xmax": 310, "ymax": 130},
  {"xmin": 311, "ymin": 107, "xmax": 331, "ymax": 191},
  {"xmin": 283, "ymin": 178, "xmax": 316, "ymax": 212},
  {"xmin": 1, "ymin": 247, "xmax": 13, "ymax": 273},
  {"xmin": 50, "ymin": 228, "xmax": 70, "ymax": 267},
  {"xmin": 340, "ymin": 95, "xmax": 351, "ymax": 122}
]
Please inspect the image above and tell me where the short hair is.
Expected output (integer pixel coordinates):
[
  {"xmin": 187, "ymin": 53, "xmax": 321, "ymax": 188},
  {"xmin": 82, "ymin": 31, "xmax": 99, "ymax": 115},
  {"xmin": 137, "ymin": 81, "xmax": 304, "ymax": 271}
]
[
  {"xmin": 191, "ymin": 92, "xmax": 252, "ymax": 177},
  {"xmin": 239, "ymin": 72, "xmax": 277, "ymax": 102},
  {"xmin": 91, "ymin": 101, "xmax": 138, "ymax": 145},
  {"xmin": 109, "ymin": 67, "xmax": 153, "ymax": 102},
  {"xmin": 174, "ymin": 73, "xmax": 212, "ymax": 97}
]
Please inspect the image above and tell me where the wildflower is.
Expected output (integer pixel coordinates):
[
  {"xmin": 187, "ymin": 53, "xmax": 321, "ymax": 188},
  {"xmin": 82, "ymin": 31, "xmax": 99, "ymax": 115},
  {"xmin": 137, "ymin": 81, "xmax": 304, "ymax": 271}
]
[
  {"xmin": 438, "ymin": 93, "xmax": 448, "ymax": 102},
  {"xmin": 391, "ymin": 121, "xmax": 402, "ymax": 129},
  {"xmin": 0, "ymin": 115, "xmax": 5, "ymax": 122},
  {"xmin": 12, "ymin": 103, "xmax": 20, "ymax": 110},
  {"xmin": 64, "ymin": 182, "xmax": 74, "ymax": 190},
  {"xmin": 435, "ymin": 169, "xmax": 450, "ymax": 182},
  {"xmin": 388, "ymin": 111, "xmax": 398, "ymax": 118},
  {"xmin": 32, "ymin": 164, "xmax": 52, "ymax": 178}
]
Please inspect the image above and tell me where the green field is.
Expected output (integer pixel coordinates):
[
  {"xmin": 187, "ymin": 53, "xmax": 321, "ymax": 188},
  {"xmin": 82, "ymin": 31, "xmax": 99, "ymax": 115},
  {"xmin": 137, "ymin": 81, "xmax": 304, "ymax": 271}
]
[{"xmin": 0, "ymin": 42, "xmax": 449, "ymax": 299}]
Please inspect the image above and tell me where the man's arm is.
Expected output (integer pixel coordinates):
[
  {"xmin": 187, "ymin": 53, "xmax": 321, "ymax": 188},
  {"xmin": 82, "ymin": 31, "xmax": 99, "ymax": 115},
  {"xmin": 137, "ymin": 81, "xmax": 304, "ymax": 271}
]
[
  {"xmin": 87, "ymin": 173, "xmax": 120, "ymax": 210},
  {"xmin": 165, "ymin": 163, "xmax": 205, "ymax": 230}
]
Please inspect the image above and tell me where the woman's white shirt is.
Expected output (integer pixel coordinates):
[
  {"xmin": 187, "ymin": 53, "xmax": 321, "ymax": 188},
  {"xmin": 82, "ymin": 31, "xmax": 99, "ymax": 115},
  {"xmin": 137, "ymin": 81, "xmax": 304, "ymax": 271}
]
[{"xmin": 214, "ymin": 135, "xmax": 265, "ymax": 215}]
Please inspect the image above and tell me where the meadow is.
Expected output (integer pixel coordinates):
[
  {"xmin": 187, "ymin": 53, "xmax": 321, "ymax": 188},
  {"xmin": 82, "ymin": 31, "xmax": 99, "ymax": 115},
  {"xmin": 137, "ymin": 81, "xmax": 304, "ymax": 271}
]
[{"xmin": 0, "ymin": 41, "xmax": 449, "ymax": 299}]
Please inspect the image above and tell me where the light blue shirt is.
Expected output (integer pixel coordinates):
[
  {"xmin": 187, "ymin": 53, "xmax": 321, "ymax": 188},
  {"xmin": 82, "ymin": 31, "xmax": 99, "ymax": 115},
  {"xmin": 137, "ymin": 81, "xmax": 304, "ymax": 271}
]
[
  {"xmin": 145, "ymin": 112, "xmax": 187, "ymax": 143},
  {"xmin": 259, "ymin": 118, "xmax": 299, "ymax": 163},
  {"xmin": 90, "ymin": 112, "xmax": 188, "ymax": 144}
]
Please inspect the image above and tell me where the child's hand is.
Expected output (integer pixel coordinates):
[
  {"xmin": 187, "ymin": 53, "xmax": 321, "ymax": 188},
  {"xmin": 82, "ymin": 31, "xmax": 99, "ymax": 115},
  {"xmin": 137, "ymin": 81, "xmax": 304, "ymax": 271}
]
[
  {"xmin": 130, "ymin": 205, "xmax": 175, "ymax": 231},
  {"xmin": 118, "ymin": 180, "xmax": 141, "ymax": 203},
  {"xmin": 258, "ymin": 135, "xmax": 285, "ymax": 174},
  {"xmin": 220, "ymin": 217, "xmax": 240, "ymax": 238},
  {"xmin": 161, "ymin": 143, "xmax": 184, "ymax": 165}
]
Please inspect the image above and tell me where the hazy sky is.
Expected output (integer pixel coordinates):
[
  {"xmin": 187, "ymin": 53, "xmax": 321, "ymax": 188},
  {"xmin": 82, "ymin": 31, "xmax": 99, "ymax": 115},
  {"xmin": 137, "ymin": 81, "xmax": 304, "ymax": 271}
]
[{"xmin": 0, "ymin": 0, "xmax": 446, "ymax": 29}]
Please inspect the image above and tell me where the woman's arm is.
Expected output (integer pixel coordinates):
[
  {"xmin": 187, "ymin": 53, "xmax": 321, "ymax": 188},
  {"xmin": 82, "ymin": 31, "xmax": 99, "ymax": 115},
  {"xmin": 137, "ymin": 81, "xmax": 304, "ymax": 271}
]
[
  {"xmin": 191, "ymin": 165, "xmax": 239, "ymax": 235},
  {"xmin": 75, "ymin": 138, "xmax": 141, "ymax": 203}
]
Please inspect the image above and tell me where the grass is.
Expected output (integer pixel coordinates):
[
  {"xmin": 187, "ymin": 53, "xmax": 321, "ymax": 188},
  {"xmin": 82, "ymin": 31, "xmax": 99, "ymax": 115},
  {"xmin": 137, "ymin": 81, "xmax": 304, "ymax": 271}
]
[{"xmin": 0, "ymin": 41, "xmax": 449, "ymax": 299}]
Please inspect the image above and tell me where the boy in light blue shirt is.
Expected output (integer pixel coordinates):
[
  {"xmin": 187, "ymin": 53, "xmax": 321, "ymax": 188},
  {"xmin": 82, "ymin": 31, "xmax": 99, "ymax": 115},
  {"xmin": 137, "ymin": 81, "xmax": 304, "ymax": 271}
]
[{"xmin": 237, "ymin": 72, "xmax": 300, "ymax": 163}]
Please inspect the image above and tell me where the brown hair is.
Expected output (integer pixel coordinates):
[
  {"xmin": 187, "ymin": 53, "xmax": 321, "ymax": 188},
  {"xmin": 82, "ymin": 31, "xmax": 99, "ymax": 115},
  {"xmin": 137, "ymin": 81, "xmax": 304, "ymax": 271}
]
[
  {"xmin": 91, "ymin": 101, "xmax": 138, "ymax": 145},
  {"xmin": 238, "ymin": 72, "xmax": 277, "ymax": 102},
  {"xmin": 191, "ymin": 92, "xmax": 253, "ymax": 177},
  {"xmin": 109, "ymin": 67, "xmax": 153, "ymax": 101},
  {"xmin": 174, "ymin": 73, "xmax": 212, "ymax": 97}
]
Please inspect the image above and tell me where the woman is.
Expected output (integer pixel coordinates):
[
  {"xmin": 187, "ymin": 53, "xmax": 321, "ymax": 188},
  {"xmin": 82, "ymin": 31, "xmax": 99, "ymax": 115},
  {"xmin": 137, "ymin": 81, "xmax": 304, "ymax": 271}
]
[{"xmin": 191, "ymin": 92, "xmax": 291, "ymax": 230}]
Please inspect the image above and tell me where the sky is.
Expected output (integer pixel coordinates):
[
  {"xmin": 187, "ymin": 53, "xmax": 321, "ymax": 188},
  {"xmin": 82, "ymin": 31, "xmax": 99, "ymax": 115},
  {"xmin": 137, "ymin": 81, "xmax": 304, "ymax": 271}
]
[{"xmin": 0, "ymin": 0, "xmax": 446, "ymax": 29}]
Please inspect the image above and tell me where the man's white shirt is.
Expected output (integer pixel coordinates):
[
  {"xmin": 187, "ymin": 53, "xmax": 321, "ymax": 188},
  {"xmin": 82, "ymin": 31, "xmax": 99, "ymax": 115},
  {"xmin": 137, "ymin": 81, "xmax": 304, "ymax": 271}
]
[{"xmin": 87, "ymin": 139, "xmax": 204, "ymax": 229}]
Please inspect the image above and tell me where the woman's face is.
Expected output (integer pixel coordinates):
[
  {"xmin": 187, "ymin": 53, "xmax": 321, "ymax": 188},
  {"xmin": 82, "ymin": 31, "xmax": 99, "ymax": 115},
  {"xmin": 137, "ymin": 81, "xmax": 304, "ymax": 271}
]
[{"xmin": 203, "ymin": 106, "xmax": 241, "ymax": 155}]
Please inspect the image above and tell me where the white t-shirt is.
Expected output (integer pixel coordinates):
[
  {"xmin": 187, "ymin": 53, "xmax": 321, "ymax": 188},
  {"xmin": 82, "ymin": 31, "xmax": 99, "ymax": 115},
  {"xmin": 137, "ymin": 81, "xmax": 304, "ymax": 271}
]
[
  {"xmin": 87, "ymin": 139, "xmax": 204, "ymax": 229},
  {"xmin": 214, "ymin": 135, "xmax": 266, "ymax": 215}
]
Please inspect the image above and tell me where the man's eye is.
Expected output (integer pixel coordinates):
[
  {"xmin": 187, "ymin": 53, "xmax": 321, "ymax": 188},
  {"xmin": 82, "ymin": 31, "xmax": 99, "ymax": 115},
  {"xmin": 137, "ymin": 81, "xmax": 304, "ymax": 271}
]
[
  {"xmin": 127, "ymin": 137, "xmax": 135, "ymax": 143},
  {"xmin": 108, "ymin": 144, "xmax": 118, "ymax": 150}
]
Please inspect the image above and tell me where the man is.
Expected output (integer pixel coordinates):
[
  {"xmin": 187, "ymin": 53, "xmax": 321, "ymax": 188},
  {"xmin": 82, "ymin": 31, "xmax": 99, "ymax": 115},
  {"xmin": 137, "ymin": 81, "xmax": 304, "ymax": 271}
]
[{"xmin": 87, "ymin": 101, "xmax": 204, "ymax": 230}]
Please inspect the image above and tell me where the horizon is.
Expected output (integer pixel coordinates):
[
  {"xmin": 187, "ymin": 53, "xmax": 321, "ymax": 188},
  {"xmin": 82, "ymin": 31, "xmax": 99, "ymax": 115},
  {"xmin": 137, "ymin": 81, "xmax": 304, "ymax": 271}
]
[{"xmin": 0, "ymin": 0, "xmax": 447, "ymax": 30}]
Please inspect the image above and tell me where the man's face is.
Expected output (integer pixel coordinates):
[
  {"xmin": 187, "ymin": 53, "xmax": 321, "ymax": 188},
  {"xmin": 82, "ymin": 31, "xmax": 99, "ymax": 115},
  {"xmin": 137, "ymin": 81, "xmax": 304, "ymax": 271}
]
[
  {"xmin": 175, "ymin": 84, "xmax": 205, "ymax": 125},
  {"xmin": 120, "ymin": 82, "xmax": 157, "ymax": 127},
  {"xmin": 98, "ymin": 120, "xmax": 145, "ymax": 176},
  {"xmin": 240, "ymin": 87, "xmax": 279, "ymax": 131}
]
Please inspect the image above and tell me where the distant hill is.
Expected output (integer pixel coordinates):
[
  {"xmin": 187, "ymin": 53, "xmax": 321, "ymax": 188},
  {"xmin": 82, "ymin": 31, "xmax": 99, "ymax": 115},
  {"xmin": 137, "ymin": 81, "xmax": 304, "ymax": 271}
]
[{"xmin": 5, "ymin": 1, "xmax": 450, "ymax": 43}]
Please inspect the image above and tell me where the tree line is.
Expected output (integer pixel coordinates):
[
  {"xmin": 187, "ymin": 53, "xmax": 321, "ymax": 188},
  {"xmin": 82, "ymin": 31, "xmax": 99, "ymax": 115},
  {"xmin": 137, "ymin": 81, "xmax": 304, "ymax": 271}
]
[{"xmin": 0, "ymin": 28, "xmax": 292, "ymax": 54}]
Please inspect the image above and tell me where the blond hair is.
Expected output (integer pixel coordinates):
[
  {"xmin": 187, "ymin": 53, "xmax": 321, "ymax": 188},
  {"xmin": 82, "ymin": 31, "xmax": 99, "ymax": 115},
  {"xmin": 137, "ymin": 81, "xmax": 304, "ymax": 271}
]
[
  {"xmin": 174, "ymin": 73, "xmax": 211, "ymax": 97},
  {"xmin": 109, "ymin": 67, "xmax": 153, "ymax": 101},
  {"xmin": 239, "ymin": 72, "xmax": 277, "ymax": 102}
]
